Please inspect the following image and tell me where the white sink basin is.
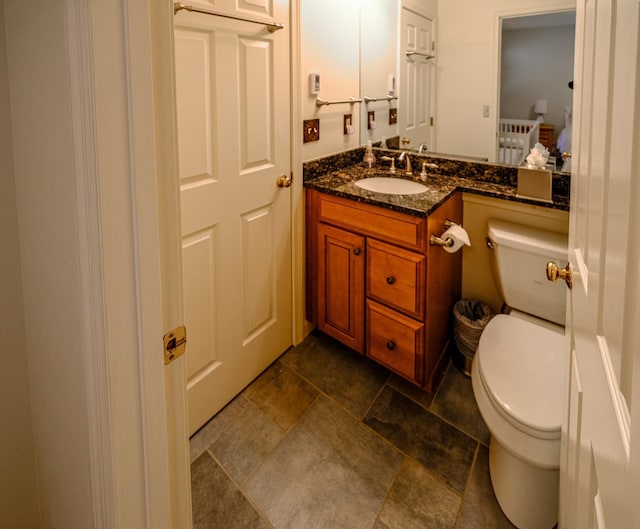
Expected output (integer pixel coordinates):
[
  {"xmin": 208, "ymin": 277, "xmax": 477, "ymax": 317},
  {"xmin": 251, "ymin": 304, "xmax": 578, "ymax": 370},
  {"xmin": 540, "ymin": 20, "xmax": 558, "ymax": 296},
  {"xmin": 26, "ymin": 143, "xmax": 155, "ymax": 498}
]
[{"xmin": 354, "ymin": 176, "xmax": 428, "ymax": 195}]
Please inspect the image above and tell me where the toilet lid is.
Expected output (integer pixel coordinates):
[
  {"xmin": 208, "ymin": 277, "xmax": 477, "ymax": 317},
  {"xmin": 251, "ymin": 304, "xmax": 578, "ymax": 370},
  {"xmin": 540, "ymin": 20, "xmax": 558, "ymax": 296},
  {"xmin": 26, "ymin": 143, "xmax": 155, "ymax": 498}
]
[{"xmin": 477, "ymin": 314, "xmax": 566, "ymax": 435}]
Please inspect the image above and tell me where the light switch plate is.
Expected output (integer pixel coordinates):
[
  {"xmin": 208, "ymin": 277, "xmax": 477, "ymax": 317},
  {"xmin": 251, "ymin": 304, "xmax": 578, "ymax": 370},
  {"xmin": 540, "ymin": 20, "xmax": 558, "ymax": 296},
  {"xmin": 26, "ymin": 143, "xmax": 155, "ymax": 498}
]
[{"xmin": 303, "ymin": 118, "xmax": 320, "ymax": 143}]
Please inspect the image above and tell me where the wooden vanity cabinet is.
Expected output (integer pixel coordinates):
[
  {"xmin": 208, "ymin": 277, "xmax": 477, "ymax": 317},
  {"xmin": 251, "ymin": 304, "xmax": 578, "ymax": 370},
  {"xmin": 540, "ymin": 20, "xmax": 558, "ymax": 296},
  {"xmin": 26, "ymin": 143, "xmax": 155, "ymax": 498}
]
[{"xmin": 306, "ymin": 189, "xmax": 462, "ymax": 393}]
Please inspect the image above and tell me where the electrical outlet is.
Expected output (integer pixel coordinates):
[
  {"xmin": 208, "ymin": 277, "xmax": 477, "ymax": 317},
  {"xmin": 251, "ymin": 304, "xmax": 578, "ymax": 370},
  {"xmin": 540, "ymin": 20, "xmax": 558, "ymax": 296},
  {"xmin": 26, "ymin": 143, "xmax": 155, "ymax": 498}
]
[
  {"xmin": 482, "ymin": 105, "xmax": 490, "ymax": 118},
  {"xmin": 343, "ymin": 114, "xmax": 354, "ymax": 135},
  {"xmin": 389, "ymin": 108, "xmax": 397, "ymax": 125},
  {"xmin": 303, "ymin": 118, "xmax": 320, "ymax": 143},
  {"xmin": 368, "ymin": 111, "xmax": 376, "ymax": 130}
]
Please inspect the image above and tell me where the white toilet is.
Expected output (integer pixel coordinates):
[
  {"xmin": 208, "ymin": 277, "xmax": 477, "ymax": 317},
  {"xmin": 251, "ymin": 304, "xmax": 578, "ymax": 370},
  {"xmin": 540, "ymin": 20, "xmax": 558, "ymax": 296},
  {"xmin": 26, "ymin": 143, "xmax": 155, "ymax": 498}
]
[{"xmin": 471, "ymin": 219, "xmax": 568, "ymax": 529}]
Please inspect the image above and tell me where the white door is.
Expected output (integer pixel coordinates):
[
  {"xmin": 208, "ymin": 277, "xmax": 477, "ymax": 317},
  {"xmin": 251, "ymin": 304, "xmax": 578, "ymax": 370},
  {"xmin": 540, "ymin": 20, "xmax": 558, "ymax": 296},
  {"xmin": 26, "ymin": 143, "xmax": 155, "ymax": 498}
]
[
  {"xmin": 400, "ymin": 8, "xmax": 434, "ymax": 150},
  {"xmin": 559, "ymin": 0, "xmax": 640, "ymax": 526},
  {"xmin": 174, "ymin": 0, "xmax": 292, "ymax": 435}
]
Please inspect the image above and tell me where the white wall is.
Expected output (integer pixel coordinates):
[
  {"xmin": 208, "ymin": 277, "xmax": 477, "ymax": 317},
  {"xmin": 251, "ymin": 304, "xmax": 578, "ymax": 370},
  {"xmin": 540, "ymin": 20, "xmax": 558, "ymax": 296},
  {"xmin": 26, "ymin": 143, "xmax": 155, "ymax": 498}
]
[
  {"xmin": 501, "ymin": 24, "xmax": 575, "ymax": 143},
  {"xmin": 5, "ymin": 1, "xmax": 94, "ymax": 526},
  {"xmin": 0, "ymin": 4, "xmax": 40, "ymax": 527},
  {"xmin": 299, "ymin": 0, "xmax": 442, "ymax": 161},
  {"xmin": 301, "ymin": 0, "xmax": 360, "ymax": 160},
  {"xmin": 360, "ymin": 0, "xmax": 400, "ymax": 145},
  {"xmin": 436, "ymin": 0, "xmax": 576, "ymax": 160}
]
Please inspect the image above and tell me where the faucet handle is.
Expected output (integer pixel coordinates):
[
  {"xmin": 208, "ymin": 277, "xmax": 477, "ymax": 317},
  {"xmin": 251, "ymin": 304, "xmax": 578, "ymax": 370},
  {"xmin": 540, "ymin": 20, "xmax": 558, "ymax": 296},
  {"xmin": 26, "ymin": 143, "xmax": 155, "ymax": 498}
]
[{"xmin": 420, "ymin": 161, "xmax": 438, "ymax": 178}]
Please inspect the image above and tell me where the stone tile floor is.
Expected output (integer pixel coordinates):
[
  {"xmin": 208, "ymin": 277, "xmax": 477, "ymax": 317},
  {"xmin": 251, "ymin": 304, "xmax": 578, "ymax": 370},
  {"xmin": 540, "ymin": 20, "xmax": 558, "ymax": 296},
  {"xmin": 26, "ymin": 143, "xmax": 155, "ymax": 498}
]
[{"xmin": 190, "ymin": 330, "xmax": 516, "ymax": 529}]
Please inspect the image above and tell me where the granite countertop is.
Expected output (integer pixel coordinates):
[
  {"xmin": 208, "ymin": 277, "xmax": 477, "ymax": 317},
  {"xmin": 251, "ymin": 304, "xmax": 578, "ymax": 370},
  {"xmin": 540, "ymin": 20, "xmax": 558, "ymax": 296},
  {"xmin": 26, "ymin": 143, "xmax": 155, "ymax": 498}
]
[{"xmin": 303, "ymin": 148, "xmax": 570, "ymax": 218}]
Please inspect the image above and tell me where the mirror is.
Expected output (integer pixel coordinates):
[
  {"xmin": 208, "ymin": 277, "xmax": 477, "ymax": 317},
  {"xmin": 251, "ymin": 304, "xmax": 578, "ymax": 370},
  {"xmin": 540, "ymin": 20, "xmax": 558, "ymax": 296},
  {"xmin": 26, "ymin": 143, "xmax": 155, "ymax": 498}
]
[{"xmin": 359, "ymin": 0, "xmax": 576, "ymax": 170}]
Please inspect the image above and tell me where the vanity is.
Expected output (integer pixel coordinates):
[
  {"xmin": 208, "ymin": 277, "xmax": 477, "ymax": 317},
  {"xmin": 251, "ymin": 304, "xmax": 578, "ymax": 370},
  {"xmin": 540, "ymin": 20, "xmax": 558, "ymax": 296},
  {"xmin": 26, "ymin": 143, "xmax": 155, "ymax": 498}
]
[
  {"xmin": 307, "ymin": 187, "xmax": 461, "ymax": 392},
  {"xmin": 304, "ymin": 148, "xmax": 570, "ymax": 393}
]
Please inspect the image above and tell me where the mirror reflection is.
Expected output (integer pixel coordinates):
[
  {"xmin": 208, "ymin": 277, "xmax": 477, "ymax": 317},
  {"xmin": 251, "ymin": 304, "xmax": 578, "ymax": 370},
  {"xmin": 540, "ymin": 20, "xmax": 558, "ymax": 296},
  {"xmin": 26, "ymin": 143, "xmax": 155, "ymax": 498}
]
[{"xmin": 359, "ymin": 1, "xmax": 576, "ymax": 172}]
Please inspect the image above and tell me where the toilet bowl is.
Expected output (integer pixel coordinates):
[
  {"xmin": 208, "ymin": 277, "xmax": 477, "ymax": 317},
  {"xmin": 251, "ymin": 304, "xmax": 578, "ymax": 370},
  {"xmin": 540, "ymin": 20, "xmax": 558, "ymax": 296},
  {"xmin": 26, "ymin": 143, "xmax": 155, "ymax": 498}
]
[
  {"xmin": 472, "ymin": 312, "xmax": 565, "ymax": 529},
  {"xmin": 471, "ymin": 220, "xmax": 568, "ymax": 529}
]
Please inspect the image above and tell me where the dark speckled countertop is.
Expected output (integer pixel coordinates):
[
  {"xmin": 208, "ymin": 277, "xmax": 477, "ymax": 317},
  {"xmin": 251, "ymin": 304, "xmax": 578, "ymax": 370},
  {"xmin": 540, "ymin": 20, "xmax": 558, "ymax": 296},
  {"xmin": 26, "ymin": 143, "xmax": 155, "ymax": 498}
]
[{"xmin": 303, "ymin": 147, "xmax": 570, "ymax": 217}]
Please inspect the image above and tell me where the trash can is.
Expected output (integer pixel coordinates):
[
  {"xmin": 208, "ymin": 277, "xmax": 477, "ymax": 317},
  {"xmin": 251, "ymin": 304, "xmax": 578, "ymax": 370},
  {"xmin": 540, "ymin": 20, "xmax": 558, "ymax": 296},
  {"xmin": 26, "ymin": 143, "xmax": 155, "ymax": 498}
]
[{"xmin": 452, "ymin": 299, "xmax": 496, "ymax": 376}]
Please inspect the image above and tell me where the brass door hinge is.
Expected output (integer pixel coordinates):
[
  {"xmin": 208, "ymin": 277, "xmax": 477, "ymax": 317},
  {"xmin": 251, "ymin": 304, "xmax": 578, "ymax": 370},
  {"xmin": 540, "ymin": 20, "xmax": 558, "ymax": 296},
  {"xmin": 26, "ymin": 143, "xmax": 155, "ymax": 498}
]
[{"xmin": 164, "ymin": 325, "xmax": 187, "ymax": 365}]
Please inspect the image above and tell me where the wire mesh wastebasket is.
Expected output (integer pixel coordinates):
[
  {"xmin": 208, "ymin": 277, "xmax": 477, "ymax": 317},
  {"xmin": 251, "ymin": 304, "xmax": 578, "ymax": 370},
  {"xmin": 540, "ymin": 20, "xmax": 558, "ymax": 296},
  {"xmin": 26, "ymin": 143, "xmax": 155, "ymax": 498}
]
[{"xmin": 452, "ymin": 299, "xmax": 496, "ymax": 376}]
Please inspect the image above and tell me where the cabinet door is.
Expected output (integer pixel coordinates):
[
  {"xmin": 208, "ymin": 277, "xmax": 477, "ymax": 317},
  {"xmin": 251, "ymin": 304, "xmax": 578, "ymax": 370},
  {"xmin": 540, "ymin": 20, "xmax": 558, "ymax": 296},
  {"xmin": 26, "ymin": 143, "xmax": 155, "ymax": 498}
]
[{"xmin": 317, "ymin": 223, "xmax": 365, "ymax": 353}]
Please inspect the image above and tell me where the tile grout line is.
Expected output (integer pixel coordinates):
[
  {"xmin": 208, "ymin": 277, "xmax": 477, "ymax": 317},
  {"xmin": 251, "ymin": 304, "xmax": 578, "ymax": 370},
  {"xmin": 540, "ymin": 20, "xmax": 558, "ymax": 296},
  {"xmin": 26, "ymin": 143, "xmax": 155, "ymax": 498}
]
[
  {"xmin": 193, "ymin": 333, "xmax": 497, "ymax": 528},
  {"xmin": 202, "ymin": 448, "xmax": 277, "ymax": 529},
  {"xmin": 452, "ymin": 442, "xmax": 482, "ymax": 529},
  {"xmin": 284, "ymin": 351, "xmax": 471, "ymax": 501},
  {"xmin": 389, "ymin": 364, "xmax": 490, "ymax": 448},
  {"xmin": 283, "ymin": 340, "xmax": 480, "ymax": 500},
  {"xmin": 367, "ymin": 456, "xmax": 406, "ymax": 529}
]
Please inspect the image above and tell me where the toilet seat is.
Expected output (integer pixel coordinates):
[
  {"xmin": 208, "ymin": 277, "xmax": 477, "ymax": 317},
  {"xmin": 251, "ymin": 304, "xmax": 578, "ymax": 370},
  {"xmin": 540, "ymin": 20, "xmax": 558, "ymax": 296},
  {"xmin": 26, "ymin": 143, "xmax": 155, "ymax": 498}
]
[{"xmin": 476, "ymin": 314, "xmax": 565, "ymax": 439}]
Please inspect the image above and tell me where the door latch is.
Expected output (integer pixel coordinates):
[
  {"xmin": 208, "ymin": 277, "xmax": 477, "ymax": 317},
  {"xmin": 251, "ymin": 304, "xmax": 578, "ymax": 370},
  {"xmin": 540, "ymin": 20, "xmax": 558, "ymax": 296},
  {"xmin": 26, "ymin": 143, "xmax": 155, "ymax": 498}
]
[{"xmin": 164, "ymin": 325, "xmax": 187, "ymax": 365}]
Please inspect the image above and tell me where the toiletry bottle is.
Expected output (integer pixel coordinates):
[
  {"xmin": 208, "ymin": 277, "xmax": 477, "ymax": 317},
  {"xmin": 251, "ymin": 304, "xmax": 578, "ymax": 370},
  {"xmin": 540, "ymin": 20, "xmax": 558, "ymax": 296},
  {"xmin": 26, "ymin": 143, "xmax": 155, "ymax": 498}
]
[{"xmin": 363, "ymin": 141, "xmax": 375, "ymax": 168}]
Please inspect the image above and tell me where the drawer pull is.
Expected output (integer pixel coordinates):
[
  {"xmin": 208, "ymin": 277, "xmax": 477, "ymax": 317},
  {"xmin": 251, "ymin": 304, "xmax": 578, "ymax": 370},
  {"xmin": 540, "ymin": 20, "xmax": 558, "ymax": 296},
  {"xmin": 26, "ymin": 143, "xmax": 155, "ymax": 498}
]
[
  {"xmin": 353, "ymin": 247, "xmax": 361, "ymax": 256},
  {"xmin": 386, "ymin": 275, "xmax": 396, "ymax": 285},
  {"xmin": 386, "ymin": 341, "xmax": 396, "ymax": 351}
]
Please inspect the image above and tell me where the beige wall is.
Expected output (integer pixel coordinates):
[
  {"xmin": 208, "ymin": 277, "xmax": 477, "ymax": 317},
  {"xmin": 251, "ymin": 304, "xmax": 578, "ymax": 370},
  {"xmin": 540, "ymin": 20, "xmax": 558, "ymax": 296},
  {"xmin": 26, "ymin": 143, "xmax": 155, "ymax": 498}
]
[
  {"xmin": 461, "ymin": 194, "xmax": 570, "ymax": 312},
  {"xmin": 0, "ymin": 4, "xmax": 40, "ymax": 527}
]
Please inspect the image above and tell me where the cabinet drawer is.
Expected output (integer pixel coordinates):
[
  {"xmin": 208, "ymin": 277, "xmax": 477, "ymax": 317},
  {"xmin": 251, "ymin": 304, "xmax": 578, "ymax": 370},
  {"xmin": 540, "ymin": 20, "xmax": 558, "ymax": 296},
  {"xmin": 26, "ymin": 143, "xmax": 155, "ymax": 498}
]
[
  {"xmin": 367, "ymin": 238, "xmax": 425, "ymax": 320},
  {"xmin": 318, "ymin": 193, "xmax": 426, "ymax": 252},
  {"xmin": 366, "ymin": 301, "xmax": 425, "ymax": 384}
]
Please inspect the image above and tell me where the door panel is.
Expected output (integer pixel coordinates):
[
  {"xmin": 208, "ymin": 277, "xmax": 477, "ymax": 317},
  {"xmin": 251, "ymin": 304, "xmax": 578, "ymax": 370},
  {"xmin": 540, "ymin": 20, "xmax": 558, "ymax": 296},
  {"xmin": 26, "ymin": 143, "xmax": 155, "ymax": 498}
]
[
  {"xmin": 174, "ymin": 1, "xmax": 291, "ymax": 435},
  {"xmin": 183, "ymin": 230, "xmax": 218, "ymax": 381},
  {"xmin": 400, "ymin": 9, "xmax": 434, "ymax": 150},
  {"xmin": 561, "ymin": 0, "xmax": 639, "ymax": 526},
  {"xmin": 241, "ymin": 205, "xmax": 277, "ymax": 341}
]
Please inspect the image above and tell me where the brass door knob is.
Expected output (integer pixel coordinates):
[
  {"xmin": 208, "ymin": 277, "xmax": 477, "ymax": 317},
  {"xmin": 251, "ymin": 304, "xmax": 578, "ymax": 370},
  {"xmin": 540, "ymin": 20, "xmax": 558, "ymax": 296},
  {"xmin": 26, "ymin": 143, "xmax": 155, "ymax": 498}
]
[
  {"xmin": 401, "ymin": 136, "xmax": 411, "ymax": 145},
  {"xmin": 546, "ymin": 261, "xmax": 572, "ymax": 289},
  {"xmin": 276, "ymin": 174, "xmax": 292, "ymax": 187}
]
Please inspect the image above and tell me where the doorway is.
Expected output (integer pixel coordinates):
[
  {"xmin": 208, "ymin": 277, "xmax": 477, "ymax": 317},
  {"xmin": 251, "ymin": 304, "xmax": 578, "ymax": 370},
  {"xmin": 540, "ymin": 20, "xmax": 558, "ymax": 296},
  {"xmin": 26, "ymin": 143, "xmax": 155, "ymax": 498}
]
[{"xmin": 497, "ymin": 10, "xmax": 576, "ymax": 164}]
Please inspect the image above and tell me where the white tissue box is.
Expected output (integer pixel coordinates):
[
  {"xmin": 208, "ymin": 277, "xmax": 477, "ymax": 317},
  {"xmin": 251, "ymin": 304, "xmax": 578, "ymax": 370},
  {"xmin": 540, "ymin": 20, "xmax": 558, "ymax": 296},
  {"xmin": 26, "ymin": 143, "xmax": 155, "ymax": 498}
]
[{"xmin": 517, "ymin": 166, "xmax": 553, "ymax": 202}]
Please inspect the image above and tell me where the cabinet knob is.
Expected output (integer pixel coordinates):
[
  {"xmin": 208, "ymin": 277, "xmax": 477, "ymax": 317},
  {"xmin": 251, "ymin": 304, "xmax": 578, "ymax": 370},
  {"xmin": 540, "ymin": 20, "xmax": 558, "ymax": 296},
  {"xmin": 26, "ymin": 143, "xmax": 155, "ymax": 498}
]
[
  {"xmin": 353, "ymin": 248, "xmax": 361, "ymax": 256},
  {"xmin": 386, "ymin": 341, "xmax": 396, "ymax": 351},
  {"xmin": 386, "ymin": 276, "xmax": 395, "ymax": 285}
]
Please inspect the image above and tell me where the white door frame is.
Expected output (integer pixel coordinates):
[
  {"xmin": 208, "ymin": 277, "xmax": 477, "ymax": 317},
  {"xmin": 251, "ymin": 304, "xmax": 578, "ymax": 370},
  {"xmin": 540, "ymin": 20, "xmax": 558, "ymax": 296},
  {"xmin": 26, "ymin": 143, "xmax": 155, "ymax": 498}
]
[
  {"xmin": 65, "ymin": 0, "xmax": 188, "ymax": 526},
  {"xmin": 66, "ymin": 0, "xmax": 305, "ymax": 527}
]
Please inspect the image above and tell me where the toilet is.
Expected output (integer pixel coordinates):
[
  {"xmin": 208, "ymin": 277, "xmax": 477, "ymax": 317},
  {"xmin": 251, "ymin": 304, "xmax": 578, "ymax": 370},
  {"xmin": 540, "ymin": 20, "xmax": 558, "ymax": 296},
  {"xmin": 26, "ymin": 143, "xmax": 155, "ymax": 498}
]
[{"xmin": 471, "ymin": 219, "xmax": 568, "ymax": 529}]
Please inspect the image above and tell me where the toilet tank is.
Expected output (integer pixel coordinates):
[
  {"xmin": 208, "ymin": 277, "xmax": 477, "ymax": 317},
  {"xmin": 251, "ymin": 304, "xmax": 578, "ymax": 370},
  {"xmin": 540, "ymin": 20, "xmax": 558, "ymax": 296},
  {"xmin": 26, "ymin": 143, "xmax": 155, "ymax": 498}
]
[{"xmin": 487, "ymin": 219, "xmax": 568, "ymax": 325}]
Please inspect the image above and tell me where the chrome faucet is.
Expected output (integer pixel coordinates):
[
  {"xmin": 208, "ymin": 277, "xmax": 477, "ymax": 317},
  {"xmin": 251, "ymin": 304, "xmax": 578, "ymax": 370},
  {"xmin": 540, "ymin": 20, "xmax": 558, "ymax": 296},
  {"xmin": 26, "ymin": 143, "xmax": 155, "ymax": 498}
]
[{"xmin": 398, "ymin": 151, "xmax": 413, "ymax": 175}]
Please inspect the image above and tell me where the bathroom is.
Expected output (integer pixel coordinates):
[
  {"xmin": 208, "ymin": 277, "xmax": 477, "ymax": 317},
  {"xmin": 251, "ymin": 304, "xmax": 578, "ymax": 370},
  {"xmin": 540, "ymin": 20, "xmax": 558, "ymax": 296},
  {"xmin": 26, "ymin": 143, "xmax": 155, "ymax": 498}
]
[{"xmin": 1, "ymin": 0, "xmax": 638, "ymax": 528}]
